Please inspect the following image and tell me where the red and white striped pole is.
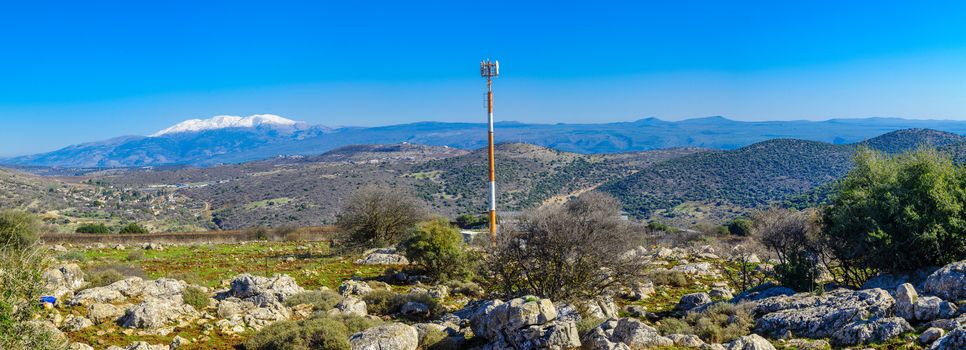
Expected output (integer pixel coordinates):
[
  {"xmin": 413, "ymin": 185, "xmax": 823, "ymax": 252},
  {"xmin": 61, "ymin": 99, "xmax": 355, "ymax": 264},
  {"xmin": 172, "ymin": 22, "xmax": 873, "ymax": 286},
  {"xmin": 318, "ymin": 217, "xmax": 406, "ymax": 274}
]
[{"xmin": 480, "ymin": 59, "xmax": 499, "ymax": 244}]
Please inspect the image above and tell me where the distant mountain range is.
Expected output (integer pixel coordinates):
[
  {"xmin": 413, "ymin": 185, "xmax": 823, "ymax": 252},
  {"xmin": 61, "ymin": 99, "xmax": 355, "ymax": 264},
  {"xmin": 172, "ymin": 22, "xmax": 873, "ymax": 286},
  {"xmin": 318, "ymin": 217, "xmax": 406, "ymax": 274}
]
[{"xmin": 7, "ymin": 114, "xmax": 966, "ymax": 168}]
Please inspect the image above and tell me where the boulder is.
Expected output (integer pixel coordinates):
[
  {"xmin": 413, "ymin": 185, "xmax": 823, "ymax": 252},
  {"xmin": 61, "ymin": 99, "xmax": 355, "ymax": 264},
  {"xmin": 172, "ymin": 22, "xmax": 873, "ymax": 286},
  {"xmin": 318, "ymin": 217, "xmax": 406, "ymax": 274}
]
[
  {"xmin": 62, "ymin": 315, "xmax": 93, "ymax": 331},
  {"xmin": 44, "ymin": 264, "xmax": 86, "ymax": 299},
  {"xmin": 333, "ymin": 296, "xmax": 368, "ymax": 317},
  {"xmin": 118, "ymin": 300, "xmax": 199, "ymax": 329},
  {"xmin": 753, "ymin": 288, "xmax": 897, "ymax": 343},
  {"xmin": 70, "ymin": 286, "xmax": 125, "ymax": 306},
  {"xmin": 622, "ymin": 280, "xmax": 655, "ymax": 301},
  {"xmin": 581, "ymin": 296, "xmax": 619, "ymax": 319},
  {"xmin": 142, "ymin": 278, "xmax": 188, "ymax": 301},
  {"xmin": 930, "ymin": 326, "xmax": 966, "ymax": 350},
  {"xmin": 68, "ymin": 343, "xmax": 95, "ymax": 350},
  {"xmin": 924, "ymin": 261, "xmax": 966, "ymax": 301},
  {"xmin": 731, "ymin": 283, "xmax": 794, "ymax": 303},
  {"xmin": 610, "ymin": 318, "xmax": 673, "ymax": 348},
  {"xmin": 87, "ymin": 303, "xmax": 125, "ymax": 324},
  {"xmin": 668, "ymin": 333, "xmax": 705, "ymax": 348},
  {"xmin": 110, "ymin": 277, "xmax": 147, "ymax": 297},
  {"xmin": 916, "ymin": 296, "xmax": 958, "ymax": 321},
  {"xmin": 724, "ymin": 334, "xmax": 775, "ymax": 350},
  {"xmin": 400, "ymin": 301, "xmax": 431, "ymax": 318},
  {"xmin": 921, "ymin": 327, "xmax": 945, "ymax": 345},
  {"xmin": 355, "ymin": 248, "xmax": 410, "ymax": 266},
  {"xmin": 469, "ymin": 297, "xmax": 581, "ymax": 350},
  {"xmin": 830, "ymin": 316, "xmax": 912, "ymax": 346},
  {"xmin": 124, "ymin": 342, "xmax": 168, "ymax": 350},
  {"xmin": 711, "ymin": 288, "xmax": 734, "ymax": 300},
  {"xmin": 896, "ymin": 283, "xmax": 918, "ymax": 320},
  {"xmin": 339, "ymin": 280, "xmax": 374, "ymax": 297},
  {"xmin": 676, "ymin": 293, "xmax": 712, "ymax": 312},
  {"xmin": 241, "ymin": 302, "xmax": 291, "ymax": 330},
  {"xmin": 228, "ymin": 274, "xmax": 303, "ymax": 305},
  {"xmin": 350, "ymin": 323, "xmax": 419, "ymax": 350},
  {"xmin": 672, "ymin": 262, "xmax": 718, "ymax": 276}
]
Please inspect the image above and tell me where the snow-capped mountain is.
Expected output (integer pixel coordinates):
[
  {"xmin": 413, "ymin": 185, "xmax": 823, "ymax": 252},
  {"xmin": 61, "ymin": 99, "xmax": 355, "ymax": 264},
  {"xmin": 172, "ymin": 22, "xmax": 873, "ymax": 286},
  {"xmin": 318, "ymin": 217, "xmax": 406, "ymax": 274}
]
[{"xmin": 151, "ymin": 114, "xmax": 299, "ymax": 136}]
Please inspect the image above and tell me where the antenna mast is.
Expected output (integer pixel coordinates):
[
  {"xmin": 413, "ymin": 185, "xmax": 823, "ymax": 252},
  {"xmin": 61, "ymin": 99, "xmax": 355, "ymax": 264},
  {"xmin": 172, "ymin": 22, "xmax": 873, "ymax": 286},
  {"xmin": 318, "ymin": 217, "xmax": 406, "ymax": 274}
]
[{"xmin": 480, "ymin": 59, "xmax": 499, "ymax": 243}]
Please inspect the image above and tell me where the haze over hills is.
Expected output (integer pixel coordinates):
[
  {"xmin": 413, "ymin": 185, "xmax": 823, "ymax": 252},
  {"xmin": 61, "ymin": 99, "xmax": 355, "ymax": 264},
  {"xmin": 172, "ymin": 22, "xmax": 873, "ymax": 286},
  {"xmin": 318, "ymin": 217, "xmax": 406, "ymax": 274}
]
[
  {"xmin": 2, "ymin": 127, "xmax": 966, "ymax": 231},
  {"xmin": 8, "ymin": 115, "xmax": 966, "ymax": 168}
]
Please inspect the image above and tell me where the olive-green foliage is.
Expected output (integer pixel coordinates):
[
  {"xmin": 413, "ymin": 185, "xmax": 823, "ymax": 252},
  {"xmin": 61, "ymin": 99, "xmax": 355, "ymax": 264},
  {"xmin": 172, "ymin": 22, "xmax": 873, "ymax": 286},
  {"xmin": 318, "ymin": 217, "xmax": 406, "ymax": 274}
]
[
  {"xmin": 126, "ymin": 250, "xmax": 144, "ymax": 262},
  {"xmin": 402, "ymin": 219, "xmax": 472, "ymax": 282},
  {"xmin": 752, "ymin": 207, "xmax": 822, "ymax": 292},
  {"xmin": 0, "ymin": 210, "xmax": 39, "ymax": 250},
  {"xmin": 244, "ymin": 314, "xmax": 379, "ymax": 350},
  {"xmin": 362, "ymin": 290, "xmax": 442, "ymax": 320},
  {"xmin": 84, "ymin": 264, "xmax": 146, "ymax": 288},
  {"xmin": 727, "ymin": 218, "xmax": 753, "ymax": 236},
  {"xmin": 656, "ymin": 303, "xmax": 754, "ymax": 343},
  {"xmin": 75, "ymin": 223, "xmax": 111, "ymax": 234},
  {"xmin": 576, "ymin": 317, "xmax": 604, "ymax": 338},
  {"xmin": 118, "ymin": 223, "xmax": 149, "ymax": 234},
  {"xmin": 284, "ymin": 290, "xmax": 343, "ymax": 311},
  {"xmin": 336, "ymin": 186, "xmax": 426, "ymax": 249},
  {"xmin": 0, "ymin": 213, "xmax": 66, "ymax": 349},
  {"xmin": 646, "ymin": 221, "xmax": 678, "ymax": 233},
  {"xmin": 822, "ymin": 148, "xmax": 966, "ymax": 284},
  {"xmin": 182, "ymin": 286, "xmax": 209, "ymax": 310},
  {"xmin": 455, "ymin": 214, "xmax": 487, "ymax": 229},
  {"xmin": 444, "ymin": 280, "xmax": 484, "ymax": 297},
  {"xmin": 648, "ymin": 269, "xmax": 689, "ymax": 288}
]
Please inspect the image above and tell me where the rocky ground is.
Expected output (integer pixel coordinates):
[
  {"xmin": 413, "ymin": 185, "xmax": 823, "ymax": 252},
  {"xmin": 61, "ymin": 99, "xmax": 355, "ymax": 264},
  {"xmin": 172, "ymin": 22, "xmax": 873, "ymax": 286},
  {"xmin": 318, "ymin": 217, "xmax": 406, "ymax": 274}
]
[{"xmin": 39, "ymin": 241, "xmax": 966, "ymax": 350}]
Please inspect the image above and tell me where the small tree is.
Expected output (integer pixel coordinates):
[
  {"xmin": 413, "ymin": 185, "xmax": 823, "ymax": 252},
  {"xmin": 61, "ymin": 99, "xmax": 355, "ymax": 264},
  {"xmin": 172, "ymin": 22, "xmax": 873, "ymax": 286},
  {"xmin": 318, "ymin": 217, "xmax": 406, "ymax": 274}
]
[
  {"xmin": 822, "ymin": 148, "xmax": 966, "ymax": 286},
  {"xmin": 752, "ymin": 207, "xmax": 821, "ymax": 292},
  {"xmin": 118, "ymin": 223, "xmax": 149, "ymax": 234},
  {"xmin": 336, "ymin": 186, "xmax": 426, "ymax": 249},
  {"xmin": 727, "ymin": 217, "xmax": 753, "ymax": 236},
  {"xmin": 0, "ymin": 210, "xmax": 39, "ymax": 250},
  {"xmin": 485, "ymin": 192, "xmax": 648, "ymax": 301},
  {"xmin": 402, "ymin": 218, "xmax": 472, "ymax": 282}
]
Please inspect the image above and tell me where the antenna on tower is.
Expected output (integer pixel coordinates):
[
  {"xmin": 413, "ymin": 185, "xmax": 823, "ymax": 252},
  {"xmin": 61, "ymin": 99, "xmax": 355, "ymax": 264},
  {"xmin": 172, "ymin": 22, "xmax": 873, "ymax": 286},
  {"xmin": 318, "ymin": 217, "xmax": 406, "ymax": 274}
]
[{"xmin": 480, "ymin": 59, "xmax": 499, "ymax": 244}]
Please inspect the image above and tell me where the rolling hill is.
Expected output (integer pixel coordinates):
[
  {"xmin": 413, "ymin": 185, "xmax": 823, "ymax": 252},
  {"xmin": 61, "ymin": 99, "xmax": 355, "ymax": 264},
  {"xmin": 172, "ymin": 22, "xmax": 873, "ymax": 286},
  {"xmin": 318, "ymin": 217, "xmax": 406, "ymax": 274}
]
[{"xmin": 9, "ymin": 115, "xmax": 966, "ymax": 168}]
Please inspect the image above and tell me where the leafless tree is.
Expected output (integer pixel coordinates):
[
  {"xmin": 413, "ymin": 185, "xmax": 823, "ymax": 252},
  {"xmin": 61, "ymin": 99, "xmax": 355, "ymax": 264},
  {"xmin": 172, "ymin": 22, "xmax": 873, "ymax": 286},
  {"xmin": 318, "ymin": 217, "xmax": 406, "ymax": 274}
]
[
  {"xmin": 335, "ymin": 186, "xmax": 427, "ymax": 249},
  {"xmin": 484, "ymin": 192, "xmax": 648, "ymax": 301}
]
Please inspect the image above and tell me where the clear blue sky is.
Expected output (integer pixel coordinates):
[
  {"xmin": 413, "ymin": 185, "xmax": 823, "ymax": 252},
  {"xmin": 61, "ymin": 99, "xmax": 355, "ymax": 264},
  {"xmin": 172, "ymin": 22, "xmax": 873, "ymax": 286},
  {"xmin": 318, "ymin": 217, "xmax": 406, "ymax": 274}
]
[{"xmin": 2, "ymin": 0, "xmax": 966, "ymax": 156}]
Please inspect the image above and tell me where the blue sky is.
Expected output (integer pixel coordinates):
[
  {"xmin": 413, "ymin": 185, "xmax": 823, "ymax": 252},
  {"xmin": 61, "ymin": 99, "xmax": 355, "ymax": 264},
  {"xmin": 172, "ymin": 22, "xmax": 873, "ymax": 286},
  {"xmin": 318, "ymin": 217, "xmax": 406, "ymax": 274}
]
[{"xmin": 1, "ymin": 0, "xmax": 966, "ymax": 156}]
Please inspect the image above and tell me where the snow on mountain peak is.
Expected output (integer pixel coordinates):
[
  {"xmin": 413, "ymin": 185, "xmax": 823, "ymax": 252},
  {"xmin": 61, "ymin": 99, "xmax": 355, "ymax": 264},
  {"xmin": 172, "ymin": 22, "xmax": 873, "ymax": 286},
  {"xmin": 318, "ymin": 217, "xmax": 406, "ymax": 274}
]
[{"xmin": 151, "ymin": 114, "xmax": 298, "ymax": 137}]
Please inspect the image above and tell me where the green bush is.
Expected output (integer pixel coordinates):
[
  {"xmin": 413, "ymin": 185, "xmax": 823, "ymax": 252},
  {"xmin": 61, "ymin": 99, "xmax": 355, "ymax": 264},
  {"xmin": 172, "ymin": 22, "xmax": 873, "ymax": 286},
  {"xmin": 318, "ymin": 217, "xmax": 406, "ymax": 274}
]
[
  {"xmin": 727, "ymin": 218, "xmax": 753, "ymax": 236},
  {"xmin": 362, "ymin": 290, "xmax": 442, "ymax": 319},
  {"xmin": 0, "ymin": 210, "xmax": 39, "ymax": 250},
  {"xmin": 336, "ymin": 187, "xmax": 426, "ymax": 249},
  {"xmin": 118, "ymin": 223, "xmax": 149, "ymax": 234},
  {"xmin": 656, "ymin": 302, "xmax": 754, "ymax": 343},
  {"xmin": 647, "ymin": 221, "xmax": 678, "ymax": 233},
  {"xmin": 455, "ymin": 214, "xmax": 487, "ymax": 229},
  {"xmin": 648, "ymin": 269, "xmax": 689, "ymax": 288},
  {"xmin": 75, "ymin": 223, "xmax": 111, "ymax": 234},
  {"xmin": 402, "ymin": 219, "xmax": 472, "ymax": 282},
  {"xmin": 822, "ymin": 148, "xmax": 966, "ymax": 285},
  {"xmin": 284, "ymin": 290, "xmax": 343, "ymax": 311},
  {"xmin": 182, "ymin": 286, "xmax": 210, "ymax": 310},
  {"xmin": 244, "ymin": 315, "xmax": 379, "ymax": 350}
]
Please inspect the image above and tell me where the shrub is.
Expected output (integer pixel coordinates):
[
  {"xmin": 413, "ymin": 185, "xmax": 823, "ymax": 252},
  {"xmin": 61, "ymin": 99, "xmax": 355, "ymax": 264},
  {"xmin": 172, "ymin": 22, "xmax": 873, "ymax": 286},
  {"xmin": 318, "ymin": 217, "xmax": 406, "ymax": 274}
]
[
  {"xmin": 485, "ymin": 192, "xmax": 648, "ymax": 301},
  {"xmin": 75, "ymin": 223, "xmax": 111, "ymax": 234},
  {"xmin": 752, "ymin": 207, "xmax": 822, "ymax": 292},
  {"xmin": 84, "ymin": 264, "xmax": 146, "ymax": 288},
  {"xmin": 727, "ymin": 218, "xmax": 753, "ymax": 236},
  {"xmin": 0, "ymin": 221, "xmax": 65, "ymax": 349},
  {"xmin": 126, "ymin": 250, "xmax": 144, "ymax": 262},
  {"xmin": 445, "ymin": 280, "xmax": 484, "ymax": 297},
  {"xmin": 182, "ymin": 286, "xmax": 210, "ymax": 310},
  {"xmin": 656, "ymin": 303, "xmax": 754, "ymax": 343},
  {"xmin": 284, "ymin": 290, "xmax": 343, "ymax": 311},
  {"xmin": 455, "ymin": 214, "xmax": 487, "ymax": 229},
  {"xmin": 647, "ymin": 221, "xmax": 678, "ymax": 233},
  {"xmin": 402, "ymin": 219, "xmax": 472, "ymax": 282},
  {"xmin": 647, "ymin": 269, "xmax": 689, "ymax": 288},
  {"xmin": 118, "ymin": 223, "xmax": 149, "ymax": 234},
  {"xmin": 244, "ymin": 314, "xmax": 379, "ymax": 350},
  {"xmin": 336, "ymin": 186, "xmax": 427, "ymax": 249},
  {"xmin": 362, "ymin": 290, "xmax": 442, "ymax": 319},
  {"xmin": 822, "ymin": 148, "xmax": 966, "ymax": 286},
  {"xmin": 57, "ymin": 250, "xmax": 86, "ymax": 262},
  {"xmin": 0, "ymin": 210, "xmax": 39, "ymax": 250}
]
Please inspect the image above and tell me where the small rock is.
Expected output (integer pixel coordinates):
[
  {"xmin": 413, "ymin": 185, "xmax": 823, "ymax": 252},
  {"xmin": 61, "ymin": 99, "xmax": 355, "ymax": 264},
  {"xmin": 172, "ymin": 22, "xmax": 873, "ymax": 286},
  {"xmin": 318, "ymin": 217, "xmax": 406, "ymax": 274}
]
[
  {"xmin": 676, "ymin": 293, "xmax": 712, "ymax": 312},
  {"xmin": 724, "ymin": 334, "xmax": 775, "ymax": 350},
  {"xmin": 921, "ymin": 327, "xmax": 945, "ymax": 345},
  {"xmin": 400, "ymin": 301, "xmax": 431, "ymax": 318},
  {"xmin": 896, "ymin": 283, "xmax": 918, "ymax": 321}
]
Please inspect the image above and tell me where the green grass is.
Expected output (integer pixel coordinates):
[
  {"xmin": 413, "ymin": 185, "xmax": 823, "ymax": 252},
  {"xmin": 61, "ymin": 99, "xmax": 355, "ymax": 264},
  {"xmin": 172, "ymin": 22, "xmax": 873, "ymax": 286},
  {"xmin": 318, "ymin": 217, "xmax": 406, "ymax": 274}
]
[
  {"xmin": 244, "ymin": 197, "xmax": 293, "ymax": 210},
  {"xmin": 76, "ymin": 241, "xmax": 385, "ymax": 289}
]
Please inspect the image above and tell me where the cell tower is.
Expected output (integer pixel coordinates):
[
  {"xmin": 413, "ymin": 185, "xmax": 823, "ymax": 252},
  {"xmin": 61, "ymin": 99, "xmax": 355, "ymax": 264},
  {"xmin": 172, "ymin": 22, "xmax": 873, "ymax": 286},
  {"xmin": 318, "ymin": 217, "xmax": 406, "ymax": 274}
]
[{"xmin": 480, "ymin": 59, "xmax": 499, "ymax": 243}]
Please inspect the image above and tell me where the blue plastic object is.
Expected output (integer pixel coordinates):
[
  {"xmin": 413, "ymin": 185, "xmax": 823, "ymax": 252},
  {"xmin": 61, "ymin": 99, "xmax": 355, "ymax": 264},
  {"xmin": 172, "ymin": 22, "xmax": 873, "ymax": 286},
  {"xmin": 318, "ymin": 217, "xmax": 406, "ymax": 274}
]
[{"xmin": 39, "ymin": 296, "xmax": 56, "ymax": 305}]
